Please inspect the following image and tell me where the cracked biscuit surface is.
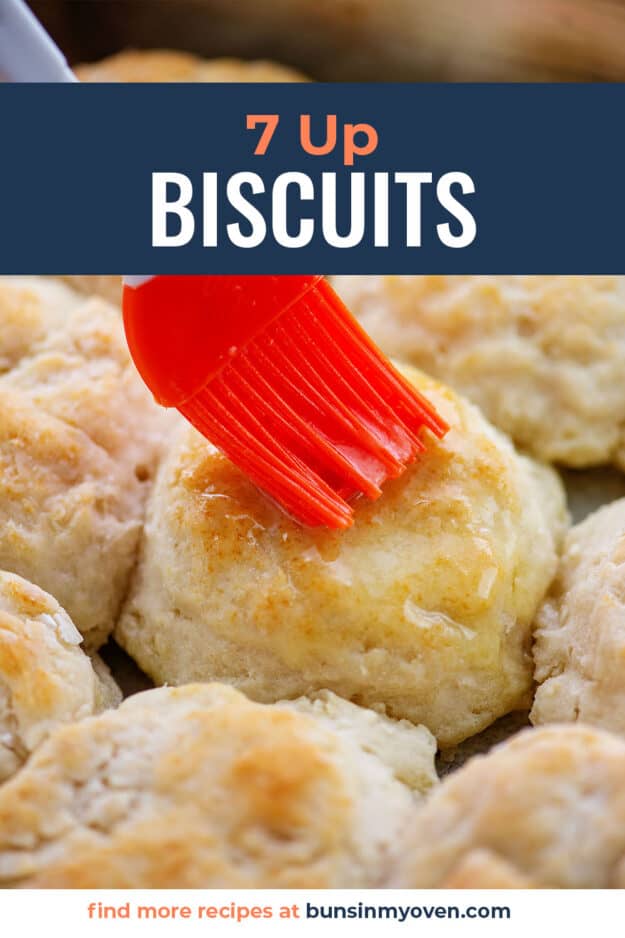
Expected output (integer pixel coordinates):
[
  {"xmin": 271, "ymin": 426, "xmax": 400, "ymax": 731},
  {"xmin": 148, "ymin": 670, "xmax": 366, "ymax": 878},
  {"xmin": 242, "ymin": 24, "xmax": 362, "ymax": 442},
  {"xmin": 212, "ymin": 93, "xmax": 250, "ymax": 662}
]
[
  {"xmin": 0, "ymin": 277, "xmax": 170, "ymax": 648},
  {"xmin": 0, "ymin": 684, "xmax": 436, "ymax": 888},
  {"xmin": 0, "ymin": 571, "xmax": 120, "ymax": 784},
  {"xmin": 394, "ymin": 725, "xmax": 625, "ymax": 888},
  {"xmin": 332, "ymin": 276, "xmax": 625, "ymax": 468},
  {"xmin": 532, "ymin": 498, "xmax": 625, "ymax": 734},
  {"xmin": 117, "ymin": 365, "xmax": 566, "ymax": 747}
]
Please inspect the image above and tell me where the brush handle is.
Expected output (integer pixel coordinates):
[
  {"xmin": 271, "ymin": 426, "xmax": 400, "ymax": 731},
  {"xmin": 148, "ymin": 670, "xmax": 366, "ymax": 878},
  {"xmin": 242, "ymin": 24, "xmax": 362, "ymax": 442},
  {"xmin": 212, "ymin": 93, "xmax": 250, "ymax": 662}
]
[{"xmin": 0, "ymin": 0, "xmax": 76, "ymax": 82}]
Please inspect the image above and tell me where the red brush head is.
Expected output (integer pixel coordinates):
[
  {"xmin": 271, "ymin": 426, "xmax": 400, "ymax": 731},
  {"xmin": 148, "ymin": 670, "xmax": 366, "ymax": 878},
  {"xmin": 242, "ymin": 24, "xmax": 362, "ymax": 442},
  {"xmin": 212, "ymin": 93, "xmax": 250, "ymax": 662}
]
[
  {"xmin": 123, "ymin": 275, "xmax": 322, "ymax": 407},
  {"xmin": 123, "ymin": 275, "xmax": 448, "ymax": 529}
]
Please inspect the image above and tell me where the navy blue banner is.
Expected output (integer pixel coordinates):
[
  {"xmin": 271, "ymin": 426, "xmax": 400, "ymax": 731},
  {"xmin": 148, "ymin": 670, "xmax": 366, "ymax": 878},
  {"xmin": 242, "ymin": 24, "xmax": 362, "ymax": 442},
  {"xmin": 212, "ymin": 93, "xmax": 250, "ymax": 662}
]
[{"xmin": 0, "ymin": 82, "xmax": 623, "ymax": 273}]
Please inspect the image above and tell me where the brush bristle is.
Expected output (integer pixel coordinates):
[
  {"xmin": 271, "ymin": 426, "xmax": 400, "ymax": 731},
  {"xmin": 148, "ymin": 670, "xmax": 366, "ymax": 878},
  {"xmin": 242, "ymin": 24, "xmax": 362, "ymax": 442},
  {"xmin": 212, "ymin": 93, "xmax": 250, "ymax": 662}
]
[{"xmin": 179, "ymin": 280, "xmax": 448, "ymax": 529}]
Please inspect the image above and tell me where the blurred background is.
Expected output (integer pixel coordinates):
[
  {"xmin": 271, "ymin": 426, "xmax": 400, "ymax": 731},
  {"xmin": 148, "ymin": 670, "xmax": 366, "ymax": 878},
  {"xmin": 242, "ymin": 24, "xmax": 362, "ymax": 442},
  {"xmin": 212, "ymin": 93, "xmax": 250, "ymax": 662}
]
[{"xmin": 28, "ymin": 0, "xmax": 625, "ymax": 81}]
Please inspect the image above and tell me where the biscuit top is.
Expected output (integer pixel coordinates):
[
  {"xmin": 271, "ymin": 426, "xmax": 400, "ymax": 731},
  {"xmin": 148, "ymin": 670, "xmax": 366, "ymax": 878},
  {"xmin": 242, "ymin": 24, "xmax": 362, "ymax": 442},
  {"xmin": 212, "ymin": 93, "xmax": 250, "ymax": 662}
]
[
  {"xmin": 0, "ymin": 684, "xmax": 436, "ymax": 888},
  {"xmin": 394, "ymin": 725, "xmax": 625, "ymax": 888},
  {"xmin": 0, "ymin": 277, "xmax": 171, "ymax": 647},
  {"xmin": 57, "ymin": 276, "xmax": 122, "ymax": 308},
  {"xmin": 332, "ymin": 275, "xmax": 625, "ymax": 469},
  {"xmin": 0, "ymin": 571, "xmax": 120, "ymax": 783},
  {"xmin": 118, "ymin": 364, "xmax": 565, "ymax": 745},
  {"xmin": 76, "ymin": 49, "xmax": 307, "ymax": 83},
  {"xmin": 278, "ymin": 691, "xmax": 437, "ymax": 793},
  {"xmin": 0, "ymin": 277, "xmax": 165, "ymax": 467}
]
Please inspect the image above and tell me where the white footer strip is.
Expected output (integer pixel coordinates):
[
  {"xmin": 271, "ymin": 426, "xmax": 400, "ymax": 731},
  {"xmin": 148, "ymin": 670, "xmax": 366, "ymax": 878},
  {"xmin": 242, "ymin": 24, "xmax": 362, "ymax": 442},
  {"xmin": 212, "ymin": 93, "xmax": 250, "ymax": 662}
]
[{"xmin": 0, "ymin": 889, "xmax": 618, "ymax": 938}]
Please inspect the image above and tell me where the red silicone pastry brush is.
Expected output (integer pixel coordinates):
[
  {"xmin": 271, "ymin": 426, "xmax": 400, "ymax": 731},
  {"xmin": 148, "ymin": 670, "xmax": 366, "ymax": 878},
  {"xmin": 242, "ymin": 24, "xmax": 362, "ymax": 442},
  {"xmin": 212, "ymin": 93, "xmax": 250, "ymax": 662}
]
[{"xmin": 122, "ymin": 275, "xmax": 448, "ymax": 528}]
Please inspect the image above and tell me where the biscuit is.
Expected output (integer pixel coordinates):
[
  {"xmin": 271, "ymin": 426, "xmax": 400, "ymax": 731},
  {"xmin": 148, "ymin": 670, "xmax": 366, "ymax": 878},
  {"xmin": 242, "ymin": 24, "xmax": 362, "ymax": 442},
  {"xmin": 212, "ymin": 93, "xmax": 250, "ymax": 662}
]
[
  {"xmin": 57, "ymin": 276, "xmax": 122, "ymax": 308},
  {"xmin": 394, "ymin": 725, "xmax": 625, "ymax": 888},
  {"xmin": 532, "ymin": 498, "xmax": 625, "ymax": 734},
  {"xmin": 332, "ymin": 276, "xmax": 625, "ymax": 468},
  {"xmin": 0, "ymin": 276, "xmax": 170, "ymax": 648},
  {"xmin": 0, "ymin": 571, "xmax": 121, "ymax": 784},
  {"xmin": 75, "ymin": 48, "xmax": 308, "ymax": 83},
  {"xmin": 117, "ymin": 365, "xmax": 566, "ymax": 747},
  {"xmin": 0, "ymin": 684, "xmax": 436, "ymax": 888}
]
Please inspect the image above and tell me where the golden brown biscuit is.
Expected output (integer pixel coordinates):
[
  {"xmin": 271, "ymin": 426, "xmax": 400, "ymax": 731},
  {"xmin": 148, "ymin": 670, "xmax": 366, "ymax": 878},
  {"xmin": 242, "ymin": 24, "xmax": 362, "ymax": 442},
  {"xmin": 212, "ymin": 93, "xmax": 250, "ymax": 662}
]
[
  {"xmin": 75, "ymin": 49, "xmax": 307, "ymax": 83},
  {"xmin": 0, "ymin": 277, "xmax": 170, "ymax": 648},
  {"xmin": 332, "ymin": 276, "xmax": 625, "ymax": 469},
  {"xmin": 532, "ymin": 498, "xmax": 625, "ymax": 734},
  {"xmin": 0, "ymin": 570, "xmax": 120, "ymax": 783},
  {"xmin": 0, "ymin": 684, "xmax": 436, "ymax": 888},
  {"xmin": 117, "ymin": 365, "xmax": 566, "ymax": 747},
  {"xmin": 394, "ymin": 725, "xmax": 625, "ymax": 888}
]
